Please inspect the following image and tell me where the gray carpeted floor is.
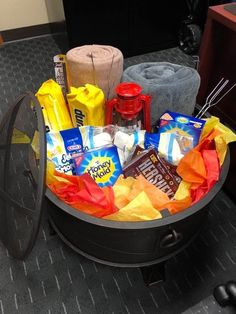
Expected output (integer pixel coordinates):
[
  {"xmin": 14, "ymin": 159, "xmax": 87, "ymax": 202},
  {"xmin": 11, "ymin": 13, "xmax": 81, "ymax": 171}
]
[{"xmin": 0, "ymin": 34, "xmax": 236, "ymax": 314}]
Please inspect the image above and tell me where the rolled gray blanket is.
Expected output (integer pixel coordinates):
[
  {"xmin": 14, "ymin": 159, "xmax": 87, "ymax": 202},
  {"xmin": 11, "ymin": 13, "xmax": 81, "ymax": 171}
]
[{"xmin": 122, "ymin": 62, "xmax": 200, "ymax": 126}]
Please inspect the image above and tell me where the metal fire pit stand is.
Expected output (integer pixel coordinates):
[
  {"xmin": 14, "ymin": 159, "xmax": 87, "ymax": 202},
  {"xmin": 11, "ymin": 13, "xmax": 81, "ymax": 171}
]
[{"xmin": 0, "ymin": 93, "xmax": 230, "ymax": 287}]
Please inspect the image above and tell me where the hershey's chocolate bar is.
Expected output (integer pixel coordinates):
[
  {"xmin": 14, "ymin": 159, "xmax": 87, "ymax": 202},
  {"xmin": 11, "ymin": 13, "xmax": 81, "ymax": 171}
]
[
  {"xmin": 159, "ymin": 157, "xmax": 182, "ymax": 185},
  {"xmin": 131, "ymin": 145, "xmax": 145, "ymax": 159},
  {"xmin": 123, "ymin": 148, "xmax": 178, "ymax": 198}
]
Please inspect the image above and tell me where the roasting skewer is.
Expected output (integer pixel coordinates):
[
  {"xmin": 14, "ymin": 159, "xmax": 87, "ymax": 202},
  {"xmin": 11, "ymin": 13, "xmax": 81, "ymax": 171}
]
[{"xmin": 196, "ymin": 78, "xmax": 236, "ymax": 119}]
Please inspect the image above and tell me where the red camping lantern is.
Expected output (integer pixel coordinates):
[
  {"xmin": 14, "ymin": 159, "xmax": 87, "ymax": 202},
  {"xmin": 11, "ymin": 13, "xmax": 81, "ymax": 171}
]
[{"xmin": 105, "ymin": 82, "xmax": 151, "ymax": 132}]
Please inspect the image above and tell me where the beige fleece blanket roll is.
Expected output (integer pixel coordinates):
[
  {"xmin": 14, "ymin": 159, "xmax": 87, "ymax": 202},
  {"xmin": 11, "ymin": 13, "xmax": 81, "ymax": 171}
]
[{"xmin": 66, "ymin": 45, "xmax": 124, "ymax": 99}]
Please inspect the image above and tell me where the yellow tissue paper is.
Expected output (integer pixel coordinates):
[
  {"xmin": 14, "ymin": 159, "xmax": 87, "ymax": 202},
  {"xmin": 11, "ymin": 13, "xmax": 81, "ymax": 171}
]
[
  {"xmin": 31, "ymin": 131, "xmax": 40, "ymax": 159},
  {"xmin": 200, "ymin": 116, "xmax": 236, "ymax": 165},
  {"xmin": 127, "ymin": 175, "xmax": 170, "ymax": 210},
  {"xmin": 200, "ymin": 116, "xmax": 220, "ymax": 140},
  {"xmin": 104, "ymin": 191, "xmax": 162, "ymax": 221},
  {"xmin": 111, "ymin": 175, "xmax": 191, "ymax": 219},
  {"xmin": 112, "ymin": 175, "xmax": 135, "ymax": 209},
  {"xmin": 12, "ymin": 128, "xmax": 30, "ymax": 144},
  {"xmin": 174, "ymin": 181, "xmax": 191, "ymax": 200}
]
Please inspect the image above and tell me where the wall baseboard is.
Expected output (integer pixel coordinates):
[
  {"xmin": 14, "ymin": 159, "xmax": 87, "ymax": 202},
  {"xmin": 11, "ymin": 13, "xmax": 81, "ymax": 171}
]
[{"xmin": 1, "ymin": 21, "xmax": 66, "ymax": 42}]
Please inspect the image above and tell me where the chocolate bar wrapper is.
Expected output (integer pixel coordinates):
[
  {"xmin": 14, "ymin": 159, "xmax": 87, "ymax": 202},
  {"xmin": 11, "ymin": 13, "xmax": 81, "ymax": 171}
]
[
  {"xmin": 131, "ymin": 146, "xmax": 181, "ymax": 186},
  {"xmin": 159, "ymin": 157, "xmax": 182, "ymax": 185},
  {"xmin": 123, "ymin": 148, "xmax": 178, "ymax": 199},
  {"xmin": 123, "ymin": 145, "xmax": 145, "ymax": 167},
  {"xmin": 131, "ymin": 145, "xmax": 145, "ymax": 159}
]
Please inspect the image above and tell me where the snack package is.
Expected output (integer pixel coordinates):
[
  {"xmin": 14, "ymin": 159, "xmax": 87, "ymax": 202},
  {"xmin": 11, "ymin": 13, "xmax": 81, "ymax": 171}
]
[
  {"xmin": 67, "ymin": 84, "xmax": 105, "ymax": 127},
  {"xmin": 36, "ymin": 79, "xmax": 73, "ymax": 132},
  {"xmin": 130, "ymin": 145, "xmax": 145, "ymax": 160},
  {"xmin": 158, "ymin": 132, "xmax": 194, "ymax": 165},
  {"xmin": 159, "ymin": 157, "xmax": 182, "ymax": 184},
  {"xmin": 144, "ymin": 132, "xmax": 160, "ymax": 149},
  {"xmin": 53, "ymin": 54, "xmax": 69, "ymax": 99},
  {"xmin": 113, "ymin": 129, "xmax": 145, "ymax": 165},
  {"xmin": 144, "ymin": 131, "xmax": 193, "ymax": 166},
  {"xmin": 79, "ymin": 125, "xmax": 145, "ymax": 166},
  {"xmin": 159, "ymin": 111, "xmax": 206, "ymax": 147},
  {"xmin": 47, "ymin": 127, "xmax": 83, "ymax": 174},
  {"xmin": 73, "ymin": 145, "xmax": 122, "ymax": 187},
  {"xmin": 123, "ymin": 148, "xmax": 179, "ymax": 199},
  {"xmin": 130, "ymin": 142, "xmax": 182, "ymax": 185},
  {"xmin": 79, "ymin": 125, "xmax": 114, "ymax": 151}
]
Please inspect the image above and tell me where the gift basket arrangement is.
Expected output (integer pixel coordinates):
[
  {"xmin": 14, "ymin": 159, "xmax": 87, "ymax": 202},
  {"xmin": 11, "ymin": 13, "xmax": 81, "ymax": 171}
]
[{"xmin": 0, "ymin": 44, "xmax": 235, "ymax": 271}]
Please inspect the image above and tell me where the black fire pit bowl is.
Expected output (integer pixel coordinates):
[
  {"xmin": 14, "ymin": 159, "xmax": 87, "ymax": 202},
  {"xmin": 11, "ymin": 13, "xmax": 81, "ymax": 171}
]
[
  {"xmin": 0, "ymin": 93, "xmax": 230, "ymax": 269},
  {"xmin": 45, "ymin": 153, "xmax": 229, "ymax": 267}
]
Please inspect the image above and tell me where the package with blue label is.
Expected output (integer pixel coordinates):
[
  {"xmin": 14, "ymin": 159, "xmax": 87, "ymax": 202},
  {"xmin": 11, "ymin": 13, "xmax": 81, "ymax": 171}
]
[
  {"xmin": 158, "ymin": 132, "xmax": 194, "ymax": 165},
  {"xmin": 79, "ymin": 125, "xmax": 145, "ymax": 166},
  {"xmin": 156, "ymin": 111, "xmax": 206, "ymax": 165},
  {"xmin": 144, "ymin": 131, "xmax": 194, "ymax": 166},
  {"xmin": 47, "ymin": 127, "xmax": 83, "ymax": 174},
  {"xmin": 79, "ymin": 125, "xmax": 114, "ymax": 151},
  {"xmin": 73, "ymin": 145, "xmax": 122, "ymax": 187},
  {"xmin": 159, "ymin": 111, "xmax": 205, "ymax": 147}
]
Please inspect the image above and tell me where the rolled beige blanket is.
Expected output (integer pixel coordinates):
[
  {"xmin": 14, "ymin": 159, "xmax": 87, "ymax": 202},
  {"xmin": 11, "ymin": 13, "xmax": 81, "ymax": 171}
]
[{"xmin": 66, "ymin": 45, "xmax": 124, "ymax": 99}]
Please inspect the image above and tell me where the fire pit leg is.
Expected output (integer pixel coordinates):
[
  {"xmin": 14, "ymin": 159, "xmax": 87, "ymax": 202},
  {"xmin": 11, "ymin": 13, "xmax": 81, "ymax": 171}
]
[
  {"xmin": 48, "ymin": 220, "xmax": 56, "ymax": 236},
  {"xmin": 140, "ymin": 262, "xmax": 166, "ymax": 286}
]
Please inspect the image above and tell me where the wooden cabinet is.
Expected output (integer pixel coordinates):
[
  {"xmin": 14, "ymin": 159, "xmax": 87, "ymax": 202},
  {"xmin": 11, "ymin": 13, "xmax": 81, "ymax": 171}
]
[{"xmin": 197, "ymin": 3, "xmax": 236, "ymax": 200}]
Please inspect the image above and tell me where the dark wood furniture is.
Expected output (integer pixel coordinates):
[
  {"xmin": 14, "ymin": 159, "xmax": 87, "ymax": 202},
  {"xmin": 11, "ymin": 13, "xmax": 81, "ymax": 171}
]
[
  {"xmin": 197, "ymin": 3, "xmax": 236, "ymax": 200},
  {"xmin": 0, "ymin": 33, "xmax": 3, "ymax": 45}
]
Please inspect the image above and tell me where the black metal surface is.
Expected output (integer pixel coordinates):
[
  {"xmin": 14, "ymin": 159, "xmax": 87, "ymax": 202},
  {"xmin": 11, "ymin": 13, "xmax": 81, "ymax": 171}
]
[
  {"xmin": 0, "ymin": 34, "xmax": 236, "ymax": 314},
  {"xmin": 46, "ymin": 199, "xmax": 208, "ymax": 267},
  {"xmin": 45, "ymin": 149, "xmax": 229, "ymax": 266},
  {"xmin": 0, "ymin": 93, "xmax": 46, "ymax": 259},
  {"xmin": 214, "ymin": 284, "xmax": 231, "ymax": 307},
  {"xmin": 140, "ymin": 262, "xmax": 166, "ymax": 286}
]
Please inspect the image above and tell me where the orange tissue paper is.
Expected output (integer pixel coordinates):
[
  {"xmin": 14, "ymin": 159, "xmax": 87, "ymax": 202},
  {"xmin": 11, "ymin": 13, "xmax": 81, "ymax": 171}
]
[
  {"xmin": 175, "ymin": 115, "xmax": 236, "ymax": 204},
  {"xmin": 47, "ymin": 162, "xmax": 116, "ymax": 218}
]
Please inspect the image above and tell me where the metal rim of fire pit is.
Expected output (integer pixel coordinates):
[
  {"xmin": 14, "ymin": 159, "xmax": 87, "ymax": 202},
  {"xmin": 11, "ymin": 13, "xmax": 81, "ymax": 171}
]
[
  {"xmin": 45, "ymin": 152, "xmax": 229, "ymax": 267},
  {"xmin": 47, "ymin": 213, "xmax": 205, "ymax": 268},
  {"xmin": 46, "ymin": 148, "xmax": 230, "ymax": 229}
]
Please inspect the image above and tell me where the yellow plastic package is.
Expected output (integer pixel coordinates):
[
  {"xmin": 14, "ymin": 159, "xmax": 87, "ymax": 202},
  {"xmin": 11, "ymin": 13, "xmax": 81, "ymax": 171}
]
[
  {"xmin": 67, "ymin": 84, "xmax": 105, "ymax": 127},
  {"xmin": 36, "ymin": 79, "xmax": 73, "ymax": 132}
]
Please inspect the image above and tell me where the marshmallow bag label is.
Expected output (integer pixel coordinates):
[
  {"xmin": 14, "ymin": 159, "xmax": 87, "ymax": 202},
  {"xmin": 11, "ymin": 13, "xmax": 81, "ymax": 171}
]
[{"xmin": 73, "ymin": 145, "xmax": 122, "ymax": 187}]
